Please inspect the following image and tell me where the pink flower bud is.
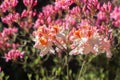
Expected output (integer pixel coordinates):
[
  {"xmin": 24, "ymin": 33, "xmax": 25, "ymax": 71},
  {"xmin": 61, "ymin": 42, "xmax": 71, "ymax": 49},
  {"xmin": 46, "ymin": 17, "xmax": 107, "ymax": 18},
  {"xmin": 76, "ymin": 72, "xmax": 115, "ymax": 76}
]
[
  {"xmin": 21, "ymin": 10, "xmax": 27, "ymax": 17},
  {"xmin": 5, "ymin": 49, "xmax": 24, "ymax": 62},
  {"xmin": 23, "ymin": 0, "xmax": 37, "ymax": 8}
]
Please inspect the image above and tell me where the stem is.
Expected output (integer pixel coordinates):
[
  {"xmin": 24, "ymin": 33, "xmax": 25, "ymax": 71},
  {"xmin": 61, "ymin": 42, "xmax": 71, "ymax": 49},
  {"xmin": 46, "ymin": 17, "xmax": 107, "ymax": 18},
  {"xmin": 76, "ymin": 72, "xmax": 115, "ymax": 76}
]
[
  {"xmin": 77, "ymin": 60, "xmax": 86, "ymax": 80},
  {"xmin": 65, "ymin": 54, "xmax": 69, "ymax": 80},
  {"xmin": 77, "ymin": 55, "xmax": 97, "ymax": 80}
]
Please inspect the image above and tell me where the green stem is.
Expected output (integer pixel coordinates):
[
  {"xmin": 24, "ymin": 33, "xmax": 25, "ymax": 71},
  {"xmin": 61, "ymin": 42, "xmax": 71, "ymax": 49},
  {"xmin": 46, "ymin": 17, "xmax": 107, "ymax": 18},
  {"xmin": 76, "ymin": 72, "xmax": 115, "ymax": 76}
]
[
  {"xmin": 66, "ymin": 55, "xmax": 69, "ymax": 80},
  {"xmin": 77, "ymin": 55, "xmax": 97, "ymax": 80},
  {"xmin": 77, "ymin": 60, "xmax": 86, "ymax": 80}
]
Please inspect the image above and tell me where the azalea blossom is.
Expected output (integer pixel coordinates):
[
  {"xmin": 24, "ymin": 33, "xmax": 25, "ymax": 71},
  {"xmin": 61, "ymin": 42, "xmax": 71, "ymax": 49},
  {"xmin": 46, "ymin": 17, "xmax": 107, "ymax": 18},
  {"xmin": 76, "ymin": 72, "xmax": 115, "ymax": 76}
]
[
  {"xmin": 4, "ymin": 49, "xmax": 24, "ymax": 62},
  {"xmin": 32, "ymin": 0, "xmax": 113, "ymax": 58},
  {"xmin": 110, "ymin": 6, "xmax": 120, "ymax": 27}
]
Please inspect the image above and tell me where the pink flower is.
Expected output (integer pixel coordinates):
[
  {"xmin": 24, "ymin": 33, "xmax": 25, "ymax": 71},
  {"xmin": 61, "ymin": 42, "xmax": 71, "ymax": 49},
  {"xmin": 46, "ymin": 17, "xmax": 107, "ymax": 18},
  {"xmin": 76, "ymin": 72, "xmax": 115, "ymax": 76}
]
[
  {"xmin": 23, "ymin": 0, "xmax": 37, "ymax": 8},
  {"xmin": 70, "ymin": 6, "xmax": 81, "ymax": 15},
  {"xmin": 110, "ymin": 7, "xmax": 120, "ymax": 27},
  {"xmin": 100, "ymin": 2, "xmax": 112, "ymax": 13},
  {"xmin": 2, "ymin": 27, "xmax": 18, "ymax": 37},
  {"xmin": 100, "ymin": 38, "xmax": 112, "ymax": 58},
  {"xmin": 0, "ymin": 67, "xmax": 2, "ymax": 72},
  {"xmin": 55, "ymin": 0, "xmax": 75, "ymax": 10},
  {"xmin": 11, "ymin": 43, "xmax": 19, "ymax": 49},
  {"xmin": 4, "ymin": 49, "xmax": 24, "ymax": 62},
  {"xmin": 32, "ymin": 0, "xmax": 113, "ymax": 58},
  {"xmin": 69, "ymin": 25, "xmax": 112, "ymax": 58},
  {"xmin": 1, "ymin": 12, "xmax": 20, "ymax": 24},
  {"xmin": 42, "ymin": 5, "xmax": 56, "ymax": 17},
  {"xmin": 97, "ymin": 11, "xmax": 108, "ymax": 24},
  {"xmin": 21, "ymin": 9, "xmax": 36, "ymax": 18},
  {"xmin": 0, "ymin": 0, "xmax": 18, "ymax": 12},
  {"xmin": 20, "ymin": 21, "xmax": 33, "ymax": 29}
]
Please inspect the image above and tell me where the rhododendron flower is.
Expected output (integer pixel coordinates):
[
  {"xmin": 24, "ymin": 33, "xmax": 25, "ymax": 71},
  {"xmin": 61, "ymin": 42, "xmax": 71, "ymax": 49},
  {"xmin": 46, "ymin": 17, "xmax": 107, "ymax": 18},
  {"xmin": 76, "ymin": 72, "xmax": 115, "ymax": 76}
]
[
  {"xmin": 34, "ymin": 36, "xmax": 55, "ymax": 57},
  {"xmin": 23, "ymin": 0, "xmax": 37, "ymax": 9},
  {"xmin": 69, "ymin": 25, "xmax": 112, "ymax": 58},
  {"xmin": 55, "ymin": 0, "xmax": 75, "ymax": 9},
  {"xmin": 100, "ymin": 2, "xmax": 112, "ymax": 13},
  {"xmin": 1, "ymin": 12, "xmax": 20, "ymax": 25},
  {"xmin": 42, "ymin": 5, "xmax": 57, "ymax": 17},
  {"xmin": 31, "ymin": 0, "xmax": 113, "ymax": 58},
  {"xmin": 21, "ymin": 9, "xmax": 36, "ymax": 18},
  {"xmin": 0, "ymin": 0, "xmax": 18, "ymax": 12},
  {"xmin": 69, "ymin": 25, "xmax": 99, "ymax": 54},
  {"xmin": 0, "ymin": 27, "xmax": 18, "ymax": 50},
  {"xmin": 110, "ymin": 6, "xmax": 120, "ymax": 27},
  {"xmin": 97, "ymin": 11, "xmax": 108, "ymax": 24},
  {"xmin": 100, "ymin": 38, "xmax": 112, "ymax": 58},
  {"xmin": 4, "ymin": 49, "xmax": 24, "ymax": 62},
  {"xmin": 2, "ymin": 27, "xmax": 18, "ymax": 37},
  {"xmin": 33, "ymin": 24, "xmax": 68, "ymax": 56},
  {"xmin": 33, "ymin": 25, "xmax": 55, "ymax": 57}
]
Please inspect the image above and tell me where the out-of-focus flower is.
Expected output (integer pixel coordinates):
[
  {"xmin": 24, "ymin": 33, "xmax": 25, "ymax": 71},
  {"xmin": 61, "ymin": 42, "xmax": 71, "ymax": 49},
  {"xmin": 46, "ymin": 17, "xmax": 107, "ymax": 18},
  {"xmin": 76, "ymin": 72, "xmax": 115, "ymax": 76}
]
[
  {"xmin": 55, "ymin": 0, "xmax": 75, "ymax": 10},
  {"xmin": 21, "ymin": 9, "xmax": 36, "ymax": 18},
  {"xmin": 96, "ymin": 2, "xmax": 112, "ymax": 25},
  {"xmin": 0, "ymin": 27, "xmax": 18, "ymax": 50},
  {"xmin": 100, "ymin": 2, "xmax": 112, "ymax": 13},
  {"xmin": 0, "ymin": 0, "xmax": 18, "ymax": 12},
  {"xmin": 70, "ymin": 6, "xmax": 81, "ymax": 16},
  {"xmin": 0, "ymin": 67, "xmax": 2, "ymax": 72},
  {"xmin": 20, "ymin": 9, "xmax": 36, "ymax": 29},
  {"xmin": 2, "ymin": 27, "xmax": 18, "ymax": 37},
  {"xmin": 97, "ymin": 11, "xmax": 107, "ymax": 21},
  {"xmin": 42, "ymin": 5, "xmax": 57, "ymax": 17},
  {"xmin": 4, "ymin": 49, "xmax": 24, "ymax": 62},
  {"xmin": 23, "ymin": 0, "xmax": 37, "ymax": 9},
  {"xmin": 11, "ymin": 43, "xmax": 19, "ymax": 49},
  {"xmin": 1, "ymin": 12, "xmax": 20, "ymax": 25},
  {"xmin": 100, "ymin": 38, "xmax": 112, "ymax": 58},
  {"xmin": 110, "ymin": 7, "xmax": 120, "ymax": 27},
  {"xmin": 34, "ymin": 13, "xmax": 44, "ymax": 28},
  {"xmin": 97, "ymin": 11, "xmax": 108, "ymax": 24}
]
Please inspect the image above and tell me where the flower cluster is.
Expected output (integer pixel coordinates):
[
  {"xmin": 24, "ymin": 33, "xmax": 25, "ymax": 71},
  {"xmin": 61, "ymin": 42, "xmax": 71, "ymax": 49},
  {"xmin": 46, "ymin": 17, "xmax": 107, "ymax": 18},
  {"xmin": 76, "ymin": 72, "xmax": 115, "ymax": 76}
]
[
  {"xmin": 4, "ymin": 49, "xmax": 24, "ymax": 62},
  {"xmin": 69, "ymin": 25, "xmax": 111, "ymax": 58},
  {"xmin": 32, "ymin": 0, "xmax": 117, "ymax": 58},
  {"xmin": 0, "ymin": 27, "xmax": 18, "ymax": 50},
  {"xmin": 110, "ymin": 6, "xmax": 120, "ymax": 27},
  {"xmin": 0, "ymin": 0, "xmax": 120, "ymax": 62},
  {"xmin": 0, "ymin": 0, "xmax": 18, "ymax": 12},
  {"xmin": 0, "ymin": 0, "xmax": 120, "ymax": 79}
]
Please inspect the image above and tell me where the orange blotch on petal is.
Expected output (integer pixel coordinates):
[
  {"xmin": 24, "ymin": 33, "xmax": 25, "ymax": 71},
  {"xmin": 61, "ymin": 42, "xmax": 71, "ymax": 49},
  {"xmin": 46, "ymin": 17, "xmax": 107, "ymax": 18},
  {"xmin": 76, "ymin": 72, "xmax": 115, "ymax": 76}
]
[
  {"xmin": 53, "ymin": 25, "xmax": 59, "ymax": 33},
  {"xmin": 39, "ymin": 37, "xmax": 48, "ymax": 46},
  {"xmin": 74, "ymin": 30, "xmax": 82, "ymax": 38},
  {"xmin": 87, "ymin": 30, "xmax": 93, "ymax": 38},
  {"xmin": 61, "ymin": 0, "xmax": 65, "ymax": 5}
]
